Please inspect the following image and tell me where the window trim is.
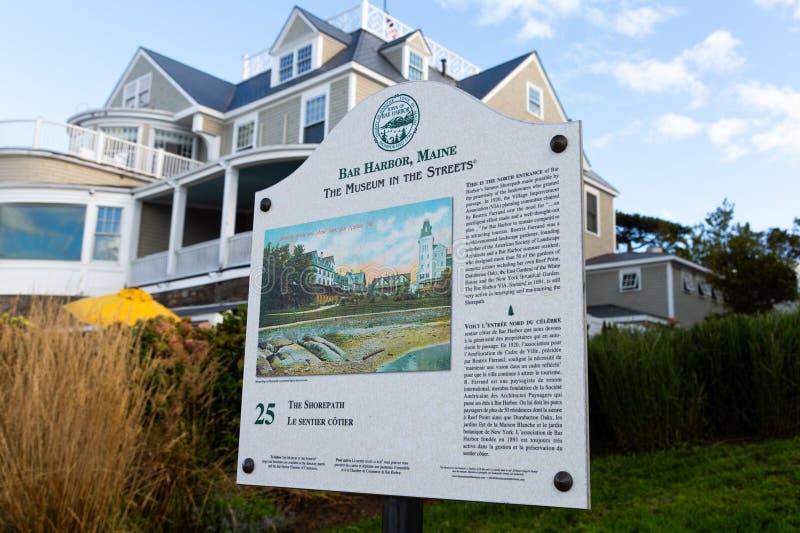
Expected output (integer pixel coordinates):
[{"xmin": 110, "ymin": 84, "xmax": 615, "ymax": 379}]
[
  {"xmin": 681, "ymin": 271, "xmax": 696, "ymax": 294},
  {"xmin": 403, "ymin": 46, "xmax": 428, "ymax": 81},
  {"xmin": 585, "ymin": 186, "xmax": 600, "ymax": 236},
  {"xmin": 526, "ymin": 81, "xmax": 544, "ymax": 119},
  {"xmin": 234, "ymin": 113, "xmax": 258, "ymax": 152},
  {"xmin": 299, "ymin": 85, "xmax": 329, "ymax": 143},
  {"xmin": 274, "ymin": 39, "xmax": 317, "ymax": 85},
  {"xmin": 123, "ymin": 73, "xmax": 152, "ymax": 109},
  {"xmin": 618, "ymin": 267, "xmax": 641, "ymax": 292},
  {"xmin": 92, "ymin": 205, "xmax": 123, "ymax": 263}
]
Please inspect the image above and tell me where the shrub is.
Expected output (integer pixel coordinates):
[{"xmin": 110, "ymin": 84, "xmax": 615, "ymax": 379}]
[{"xmin": 589, "ymin": 310, "xmax": 800, "ymax": 451}]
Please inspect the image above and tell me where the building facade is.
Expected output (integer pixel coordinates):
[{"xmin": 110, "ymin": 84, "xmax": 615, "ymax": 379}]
[
  {"xmin": 586, "ymin": 250, "xmax": 724, "ymax": 328},
  {"xmin": 0, "ymin": 1, "xmax": 619, "ymax": 316}
]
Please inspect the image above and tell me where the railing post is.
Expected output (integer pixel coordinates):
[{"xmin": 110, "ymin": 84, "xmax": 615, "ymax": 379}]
[
  {"xmin": 95, "ymin": 132, "xmax": 106, "ymax": 163},
  {"xmin": 155, "ymin": 148, "xmax": 166, "ymax": 178},
  {"xmin": 361, "ymin": 0, "xmax": 369, "ymax": 29},
  {"xmin": 32, "ymin": 117, "xmax": 42, "ymax": 149}
]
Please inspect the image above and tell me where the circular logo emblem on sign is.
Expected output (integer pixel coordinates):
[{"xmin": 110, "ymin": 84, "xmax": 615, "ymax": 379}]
[{"xmin": 372, "ymin": 94, "xmax": 420, "ymax": 152}]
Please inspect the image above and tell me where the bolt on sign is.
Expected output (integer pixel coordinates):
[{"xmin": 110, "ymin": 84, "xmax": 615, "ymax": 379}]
[{"xmin": 237, "ymin": 82, "xmax": 590, "ymax": 509}]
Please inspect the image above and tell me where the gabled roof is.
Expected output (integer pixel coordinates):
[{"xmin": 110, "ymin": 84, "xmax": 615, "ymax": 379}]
[
  {"xmin": 378, "ymin": 29, "xmax": 433, "ymax": 56},
  {"xmin": 456, "ymin": 53, "xmax": 530, "ymax": 100},
  {"xmin": 296, "ymin": 6, "xmax": 353, "ymax": 45},
  {"xmin": 142, "ymin": 48, "xmax": 235, "ymax": 112},
  {"xmin": 584, "ymin": 169, "xmax": 620, "ymax": 195}
]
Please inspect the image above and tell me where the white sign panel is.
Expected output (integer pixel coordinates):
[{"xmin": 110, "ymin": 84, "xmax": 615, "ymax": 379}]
[{"xmin": 237, "ymin": 82, "xmax": 589, "ymax": 509}]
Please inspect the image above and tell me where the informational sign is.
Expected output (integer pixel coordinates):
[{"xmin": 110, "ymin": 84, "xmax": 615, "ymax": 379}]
[{"xmin": 237, "ymin": 82, "xmax": 589, "ymax": 509}]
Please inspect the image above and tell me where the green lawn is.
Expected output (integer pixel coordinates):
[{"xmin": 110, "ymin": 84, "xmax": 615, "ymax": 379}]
[
  {"xmin": 328, "ymin": 437, "xmax": 800, "ymax": 532},
  {"xmin": 261, "ymin": 296, "xmax": 451, "ymax": 326}
]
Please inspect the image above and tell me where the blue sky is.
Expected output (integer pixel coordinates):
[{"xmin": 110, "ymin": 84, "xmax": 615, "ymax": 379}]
[
  {"xmin": 2, "ymin": 0, "xmax": 797, "ymax": 231},
  {"xmin": 264, "ymin": 197, "xmax": 452, "ymax": 279}
]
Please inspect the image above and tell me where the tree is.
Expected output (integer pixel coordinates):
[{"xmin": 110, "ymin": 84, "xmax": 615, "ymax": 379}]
[
  {"xmin": 616, "ymin": 211, "xmax": 691, "ymax": 254},
  {"xmin": 687, "ymin": 200, "xmax": 799, "ymax": 314}
]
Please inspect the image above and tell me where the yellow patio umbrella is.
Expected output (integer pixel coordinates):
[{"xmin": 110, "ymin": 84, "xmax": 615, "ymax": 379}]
[{"xmin": 64, "ymin": 287, "xmax": 179, "ymax": 326}]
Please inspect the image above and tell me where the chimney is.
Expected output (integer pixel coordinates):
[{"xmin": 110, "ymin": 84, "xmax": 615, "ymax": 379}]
[
  {"xmin": 440, "ymin": 58, "xmax": 447, "ymax": 76},
  {"xmin": 647, "ymin": 246, "xmax": 664, "ymax": 254}
]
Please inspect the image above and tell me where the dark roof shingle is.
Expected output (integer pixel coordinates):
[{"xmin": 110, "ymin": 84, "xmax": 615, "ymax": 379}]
[{"xmin": 142, "ymin": 48, "xmax": 235, "ymax": 112}]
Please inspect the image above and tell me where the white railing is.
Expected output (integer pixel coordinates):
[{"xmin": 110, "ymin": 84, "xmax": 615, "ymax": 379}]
[
  {"xmin": 130, "ymin": 251, "xmax": 169, "ymax": 287},
  {"xmin": 176, "ymin": 240, "xmax": 220, "ymax": 278},
  {"xmin": 242, "ymin": 1, "xmax": 480, "ymax": 80},
  {"xmin": 228, "ymin": 232, "xmax": 253, "ymax": 267},
  {"xmin": 0, "ymin": 118, "xmax": 202, "ymax": 180}
]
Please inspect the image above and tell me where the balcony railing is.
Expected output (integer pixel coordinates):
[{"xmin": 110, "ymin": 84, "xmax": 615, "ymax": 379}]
[
  {"xmin": 242, "ymin": 1, "xmax": 480, "ymax": 81},
  {"xmin": 0, "ymin": 118, "xmax": 202, "ymax": 180},
  {"xmin": 129, "ymin": 251, "xmax": 169, "ymax": 287},
  {"xmin": 176, "ymin": 240, "xmax": 221, "ymax": 278},
  {"xmin": 129, "ymin": 233, "xmax": 255, "ymax": 287},
  {"xmin": 228, "ymin": 232, "xmax": 253, "ymax": 267}
]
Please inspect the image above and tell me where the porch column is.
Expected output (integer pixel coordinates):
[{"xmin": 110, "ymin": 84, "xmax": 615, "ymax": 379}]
[
  {"xmin": 166, "ymin": 185, "xmax": 187, "ymax": 277},
  {"xmin": 218, "ymin": 166, "xmax": 240, "ymax": 268}
]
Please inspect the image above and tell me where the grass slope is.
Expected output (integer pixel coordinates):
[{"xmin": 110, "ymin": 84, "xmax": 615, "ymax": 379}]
[
  {"xmin": 328, "ymin": 437, "xmax": 800, "ymax": 532},
  {"xmin": 262, "ymin": 297, "xmax": 451, "ymax": 326}
]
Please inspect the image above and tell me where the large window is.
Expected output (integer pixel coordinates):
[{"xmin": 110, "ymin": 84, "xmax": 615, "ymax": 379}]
[
  {"xmin": 586, "ymin": 190, "xmax": 599, "ymax": 234},
  {"xmin": 527, "ymin": 82, "xmax": 543, "ymax": 118},
  {"xmin": 93, "ymin": 206, "xmax": 122, "ymax": 261},
  {"xmin": 297, "ymin": 44, "xmax": 312, "ymax": 75},
  {"xmin": 153, "ymin": 129, "xmax": 193, "ymax": 158},
  {"xmin": 123, "ymin": 73, "xmax": 152, "ymax": 109},
  {"xmin": 0, "ymin": 204, "xmax": 86, "ymax": 261},
  {"xmin": 279, "ymin": 53, "xmax": 294, "ymax": 82},
  {"xmin": 303, "ymin": 94, "xmax": 326, "ymax": 143},
  {"xmin": 408, "ymin": 51, "xmax": 424, "ymax": 80}
]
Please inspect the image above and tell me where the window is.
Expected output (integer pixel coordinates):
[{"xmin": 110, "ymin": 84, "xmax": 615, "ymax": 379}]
[
  {"xmin": 682, "ymin": 272, "xmax": 696, "ymax": 293},
  {"xmin": 297, "ymin": 44, "xmax": 312, "ymax": 75},
  {"xmin": 303, "ymin": 94, "xmax": 326, "ymax": 143},
  {"xmin": 0, "ymin": 204, "xmax": 86, "ymax": 261},
  {"xmin": 101, "ymin": 126, "xmax": 138, "ymax": 144},
  {"xmin": 408, "ymin": 51, "xmax": 424, "ymax": 81},
  {"xmin": 153, "ymin": 129, "xmax": 193, "ymax": 158},
  {"xmin": 585, "ymin": 190, "xmax": 599, "ymax": 234},
  {"xmin": 235, "ymin": 120, "xmax": 255, "ymax": 151},
  {"xmin": 619, "ymin": 268, "xmax": 641, "ymax": 292},
  {"xmin": 122, "ymin": 73, "xmax": 152, "ymax": 109},
  {"xmin": 279, "ymin": 53, "xmax": 294, "ymax": 82},
  {"xmin": 93, "ymin": 206, "xmax": 122, "ymax": 261},
  {"xmin": 527, "ymin": 83, "xmax": 543, "ymax": 118},
  {"xmin": 697, "ymin": 280, "xmax": 711, "ymax": 298}
]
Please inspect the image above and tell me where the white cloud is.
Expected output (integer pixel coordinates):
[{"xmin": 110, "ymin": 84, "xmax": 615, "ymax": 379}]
[
  {"xmin": 707, "ymin": 118, "xmax": 749, "ymax": 146},
  {"xmin": 681, "ymin": 31, "xmax": 744, "ymax": 73},
  {"xmin": 736, "ymin": 81, "xmax": 800, "ymax": 158},
  {"xmin": 753, "ymin": 0, "xmax": 800, "ymax": 19},
  {"xmin": 611, "ymin": 58, "xmax": 709, "ymax": 108},
  {"xmin": 654, "ymin": 113, "xmax": 704, "ymax": 139},
  {"xmin": 603, "ymin": 30, "xmax": 743, "ymax": 108},
  {"xmin": 614, "ymin": 6, "xmax": 680, "ymax": 38},
  {"xmin": 738, "ymin": 81, "xmax": 800, "ymax": 118},
  {"xmin": 517, "ymin": 18, "xmax": 554, "ymax": 39},
  {"xmin": 437, "ymin": 0, "xmax": 680, "ymax": 40}
]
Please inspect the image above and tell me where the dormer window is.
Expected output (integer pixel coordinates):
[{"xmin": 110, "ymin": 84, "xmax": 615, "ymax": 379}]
[
  {"xmin": 279, "ymin": 53, "xmax": 294, "ymax": 82},
  {"xmin": 297, "ymin": 44, "xmax": 312, "ymax": 75},
  {"xmin": 123, "ymin": 73, "xmax": 152, "ymax": 109},
  {"xmin": 408, "ymin": 51, "xmax": 424, "ymax": 81},
  {"xmin": 276, "ymin": 42, "xmax": 316, "ymax": 84}
]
